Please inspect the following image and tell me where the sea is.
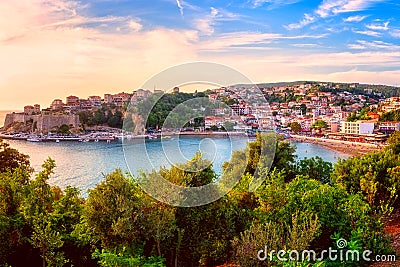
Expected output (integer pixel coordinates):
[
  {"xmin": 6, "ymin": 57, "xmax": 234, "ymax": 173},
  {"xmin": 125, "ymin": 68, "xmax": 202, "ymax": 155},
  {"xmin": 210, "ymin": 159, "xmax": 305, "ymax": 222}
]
[{"xmin": 0, "ymin": 111, "xmax": 349, "ymax": 196}]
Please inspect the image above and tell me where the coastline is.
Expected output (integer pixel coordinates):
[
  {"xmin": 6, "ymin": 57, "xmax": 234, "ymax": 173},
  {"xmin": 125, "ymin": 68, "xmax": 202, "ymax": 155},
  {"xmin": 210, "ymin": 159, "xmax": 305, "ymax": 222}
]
[
  {"xmin": 0, "ymin": 129, "xmax": 383, "ymax": 157},
  {"xmin": 290, "ymin": 134, "xmax": 383, "ymax": 157}
]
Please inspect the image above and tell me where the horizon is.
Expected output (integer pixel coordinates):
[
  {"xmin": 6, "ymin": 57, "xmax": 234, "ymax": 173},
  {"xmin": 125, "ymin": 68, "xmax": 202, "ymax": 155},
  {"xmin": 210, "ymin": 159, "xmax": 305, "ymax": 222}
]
[{"xmin": 1, "ymin": 1, "xmax": 400, "ymax": 110}]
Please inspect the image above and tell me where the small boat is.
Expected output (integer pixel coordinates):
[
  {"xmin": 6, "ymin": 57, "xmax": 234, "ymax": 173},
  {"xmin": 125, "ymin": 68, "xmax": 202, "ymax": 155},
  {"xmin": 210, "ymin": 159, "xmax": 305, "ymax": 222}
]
[
  {"xmin": 147, "ymin": 135, "xmax": 157, "ymax": 140},
  {"xmin": 94, "ymin": 139, "xmax": 99, "ymax": 142},
  {"xmin": 107, "ymin": 139, "xmax": 111, "ymax": 143},
  {"xmin": 56, "ymin": 139, "xmax": 60, "ymax": 143},
  {"xmin": 27, "ymin": 138, "xmax": 41, "ymax": 142}
]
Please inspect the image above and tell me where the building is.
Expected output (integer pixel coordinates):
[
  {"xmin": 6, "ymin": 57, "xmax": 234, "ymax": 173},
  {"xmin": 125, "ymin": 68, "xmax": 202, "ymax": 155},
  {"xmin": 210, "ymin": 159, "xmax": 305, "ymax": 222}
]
[
  {"xmin": 50, "ymin": 99, "xmax": 64, "ymax": 110},
  {"xmin": 24, "ymin": 104, "xmax": 40, "ymax": 115},
  {"xmin": 382, "ymin": 97, "xmax": 400, "ymax": 112},
  {"xmin": 104, "ymin": 92, "xmax": 133, "ymax": 107},
  {"xmin": 104, "ymin": 94, "xmax": 113, "ymax": 104},
  {"xmin": 88, "ymin": 96, "xmax": 102, "ymax": 107},
  {"xmin": 379, "ymin": 122, "xmax": 400, "ymax": 134},
  {"xmin": 66, "ymin": 96, "xmax": 80, "ymax": 106},
  {"xmin": 340, "ymin": 121, "xmax": 375, "ymax": 135},
  {"xmin": 329, "ymin": 122, "xmax": 340, "ymax": 133},
  {"xmin": 205, "ymin": 116, "xmax": 225, "ymax": 129},
  {"xmin": 79, "ymin": 99, "xmax": 93, "ymax": 109},
  {"xmin": 133, "ymin": 89, "xmax": 152, "ymax": 99},
  {"xmin": 112, "ymin": 92, "xmax": 132, "ymax": 107},
  {"xmin": 359, "ymin": 122, "xmax": 375, "ymax": 134}
]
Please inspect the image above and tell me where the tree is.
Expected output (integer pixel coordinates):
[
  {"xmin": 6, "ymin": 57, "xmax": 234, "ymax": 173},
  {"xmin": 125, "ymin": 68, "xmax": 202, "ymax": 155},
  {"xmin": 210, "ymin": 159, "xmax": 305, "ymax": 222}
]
[
  {"xmin": 311, "ymin": 120, "xmax": 328, "ymax": 129},
  {"xmin": 0, "ymin": 139, "xmax": 32, "ymax": 173},
  {"xmin": 379, "ymin": 109, "xmax": 400, "ymax": 122},
  {"xmin": 299, "ymin": 103, "xmax": 307, "ymax": 115},
  {"xmin": 331, "ymin": 146, "xmax": 400, "ymax": 212},
  {"xmin": 387, "ymin": 130, "xmax": 400, "ymax": 154},
  {"xmin": 289, "ymin": 122, "xmax": 301, "ymax": 133},
  {"xmin": 296, "ymin": 156, "xmax": 333, "ymax": 184},
  {"xmin": 346, "ymin": 111, "xmax": 358, "ymax": 122},
  {"xmin": 93, "ymin": 109, "xmax": 107, "ymax": 125},
  {"xmin": 107, "ymin": 111, "xmax": 123, "ymax": 128},
  {"xmin": 83, "ymin": 170, "xmax": 142, "ymax": 249},
  {"xmin": 21, "ymin": 158, "xmax": 69, "ymax": 267},
  {"xmin": 30, "ymin": 215, "xmax": 67, "ymax": 267},
  {"xmin": 58, "ymin": 124, "xmax": 70, "ymax": 135},
  {"xmin": 210, "ymin": 125, "xmax": 218, "ymax": 131},
  {"xmin": 223, "ymin": 121, "xmax": 235, "ymax": 131}
]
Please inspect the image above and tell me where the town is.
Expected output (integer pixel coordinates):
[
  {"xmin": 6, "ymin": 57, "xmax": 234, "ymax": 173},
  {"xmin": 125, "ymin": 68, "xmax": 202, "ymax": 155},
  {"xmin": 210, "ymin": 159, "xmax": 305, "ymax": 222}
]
[{"xmin": 1, "ymin": 82, "xmax": 400, "ymax": 146}]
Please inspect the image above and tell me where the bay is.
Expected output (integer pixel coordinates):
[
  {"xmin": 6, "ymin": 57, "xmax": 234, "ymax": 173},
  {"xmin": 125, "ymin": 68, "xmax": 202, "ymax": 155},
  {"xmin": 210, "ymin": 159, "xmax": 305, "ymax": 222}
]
[{"xmin": 4, "ymin": 136, "xmax": 349, "ymax": 196}]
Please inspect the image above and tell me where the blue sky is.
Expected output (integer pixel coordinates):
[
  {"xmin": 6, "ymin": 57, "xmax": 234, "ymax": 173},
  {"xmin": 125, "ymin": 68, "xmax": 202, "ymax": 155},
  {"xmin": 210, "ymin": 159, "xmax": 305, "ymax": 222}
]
[
  {"xmin": 81, "ymin": 0, "xmax": 400, "ymax": 50},
  {"xmin": 0, "ymin": 0, "xmax": 400, "ymax": 109}
]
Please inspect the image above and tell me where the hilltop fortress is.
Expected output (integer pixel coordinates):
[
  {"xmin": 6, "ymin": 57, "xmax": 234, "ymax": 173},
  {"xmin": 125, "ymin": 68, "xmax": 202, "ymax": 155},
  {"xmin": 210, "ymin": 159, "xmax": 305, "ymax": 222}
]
[
  {"xmin": 3, "ymin": 111, "xmax": 80, "ymax": 133},
  {"xmin": 2, "ymin": 89, "xmax": 153, "ymax": 133}
]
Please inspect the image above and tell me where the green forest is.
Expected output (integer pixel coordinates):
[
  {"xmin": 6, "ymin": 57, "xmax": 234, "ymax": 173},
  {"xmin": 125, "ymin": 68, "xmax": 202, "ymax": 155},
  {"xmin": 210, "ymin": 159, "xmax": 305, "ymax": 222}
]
[{"xmin": 0, "ymin": 132, "xmax": 399, "ymax": 267}]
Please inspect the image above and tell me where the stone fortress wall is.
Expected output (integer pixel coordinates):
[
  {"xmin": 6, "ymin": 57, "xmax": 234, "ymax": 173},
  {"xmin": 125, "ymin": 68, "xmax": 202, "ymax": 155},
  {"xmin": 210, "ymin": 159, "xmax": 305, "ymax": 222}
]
[{"xmin": 3, "ymin": 113, "xmax": 80, "ymax": 132}]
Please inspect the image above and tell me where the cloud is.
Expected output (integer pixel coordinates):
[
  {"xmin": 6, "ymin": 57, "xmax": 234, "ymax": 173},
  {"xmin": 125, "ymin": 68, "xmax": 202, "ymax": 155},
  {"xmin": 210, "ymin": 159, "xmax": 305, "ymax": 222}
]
[
  {"xmin": 192, "ymin": 7, "xmax": 241, "ymax": 36},
  {"xmin": 347, "ymin": 43, "xmax": 367, "ymax": 50},
  {"xmin": 251, "ymin": 0, "xmax": 302, "ymax": 9},
  {"xmin": 176, "ymin": 0, "xmax": 184, "ymax": 17},
  {"xmin": 348, "ymin": 40, "xmax": 400, "ymax": 50},
  {"xmin": 128, "ymin": 19, "xmax": 143, "ymax": 32},
  {"xmin": 316, "ymin": 0, "xmax": 385, "ymax": 18},
  {"xmin": 193, "ymin": 8, "xmax": 218, "ymax": 36},
  {"xmin": 288, "ymin": 0, "xmax": 384, "ymax": 30},
  {"xmin": 292, "ymin": 43, "xmax": 319, "ymax": 48},
  {"xmin": 390, "ymin": 29, "xmax": 400, "ymax": 38},
  {"xmin": 354, "ymin": 30, "xmax": 381, "ymax": 37},
  {"xmin": 199, "ymin": 32, "xmax": 327, "ymax": 52},
  {"xmin": 0, "ymin": 0, "xmax": 201, "ymax": 109},
  {"xmin": 343, "ymin": 15, "xmax": 367, "ymax": 22},
  {"xmin": 366, "ymin": 21, "xmax": 389, "ymax": 30},
  {"xmin": 285, "ymin": 13, "xmax": 316, "ymax": 30}
]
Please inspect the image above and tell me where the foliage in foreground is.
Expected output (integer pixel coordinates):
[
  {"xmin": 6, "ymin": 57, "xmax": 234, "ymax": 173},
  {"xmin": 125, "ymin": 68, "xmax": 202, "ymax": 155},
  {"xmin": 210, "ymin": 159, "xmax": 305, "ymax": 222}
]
[{"xmin": 0, "ymin": 132, "xmax": 399, "ymax": 267}]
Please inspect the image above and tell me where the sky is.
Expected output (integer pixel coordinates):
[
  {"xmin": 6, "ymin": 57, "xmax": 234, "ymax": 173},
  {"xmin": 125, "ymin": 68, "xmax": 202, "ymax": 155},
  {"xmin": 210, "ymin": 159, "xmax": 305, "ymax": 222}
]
[{"xmin": 1, "ymin": 0, "xmax": 400, "ymax": 110}]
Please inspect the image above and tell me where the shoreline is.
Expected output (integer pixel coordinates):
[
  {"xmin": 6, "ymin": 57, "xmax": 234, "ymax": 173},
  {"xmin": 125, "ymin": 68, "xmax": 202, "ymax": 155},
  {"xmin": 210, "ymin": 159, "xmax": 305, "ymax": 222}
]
[
  {"xmin": 1, "ymin": 131, "xmax": 384, "ymax": 157},
  {"xmin": 290, "ymin": 134, "xmax": 383, "ymax": 156}
]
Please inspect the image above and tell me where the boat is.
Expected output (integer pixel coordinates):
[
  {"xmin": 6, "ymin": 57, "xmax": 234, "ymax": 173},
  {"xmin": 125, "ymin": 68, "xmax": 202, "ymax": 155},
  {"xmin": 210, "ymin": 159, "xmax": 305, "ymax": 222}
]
[
  {"xmin": 147, "ymin": 135, "xmax": 157, "ymax": 140},
  {"xmin": 27, "ymin": 138, "xmax": 41, "ymax": 142},
  {"xmin": 56, "ymin": 139, "xmax": 60, "ymax": 143},
  {"xmin": 246, "ymin": 132, "xmax": 257, "ymax": 138}
]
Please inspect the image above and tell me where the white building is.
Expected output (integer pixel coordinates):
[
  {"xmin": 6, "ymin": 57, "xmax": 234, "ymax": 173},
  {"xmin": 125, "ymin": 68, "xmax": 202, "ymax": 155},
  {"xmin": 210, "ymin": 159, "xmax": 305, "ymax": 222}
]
[{"xmin": 340, "ymin": 121, "xmax": 375, "ymax": 135}]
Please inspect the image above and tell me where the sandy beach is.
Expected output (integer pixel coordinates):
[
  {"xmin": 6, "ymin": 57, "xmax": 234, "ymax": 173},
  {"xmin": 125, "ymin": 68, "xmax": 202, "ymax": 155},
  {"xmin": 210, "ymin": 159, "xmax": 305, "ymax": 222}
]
[{"xmin": 290, "ymin": 134, "xmax": 383, "ymax": 157}]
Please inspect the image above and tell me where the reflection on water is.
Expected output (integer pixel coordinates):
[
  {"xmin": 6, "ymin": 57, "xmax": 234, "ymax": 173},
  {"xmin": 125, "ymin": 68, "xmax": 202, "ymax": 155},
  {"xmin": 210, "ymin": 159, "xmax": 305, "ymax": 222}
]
[{"xmin": 5, "ymin": 137, "xmax": 349, "ymax": 196}]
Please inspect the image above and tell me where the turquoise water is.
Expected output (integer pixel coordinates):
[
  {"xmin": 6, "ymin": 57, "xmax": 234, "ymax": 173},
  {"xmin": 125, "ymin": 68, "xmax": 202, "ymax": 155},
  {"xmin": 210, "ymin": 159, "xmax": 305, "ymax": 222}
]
[
  {"xmin": 1, "ymin": 110, "xmax": 349, "ymax": 194},
  {"xmin": 4, "ymin": 136, "xmax": 349, "ymax": 195}
]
